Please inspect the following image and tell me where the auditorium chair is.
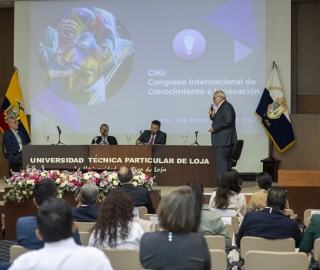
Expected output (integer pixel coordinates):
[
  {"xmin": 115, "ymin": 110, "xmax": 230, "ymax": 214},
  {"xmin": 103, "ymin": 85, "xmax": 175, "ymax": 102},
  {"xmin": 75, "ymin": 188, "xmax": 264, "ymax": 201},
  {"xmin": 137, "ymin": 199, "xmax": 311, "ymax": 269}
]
[
  {"xmin": 133, "ymin": 206, "xmax": 148, "ymax": 219},
  {"xmin": 10, "ymin": 245, "xmax": 32, "ymax": 261},
  {"xmin": 304, "ymin": 209, "xmax": 320, "ymax": 226},
  {"xmin": 209, "ymin": 249, "xmax": 227, "ymax": 270},
  {"xmin": 142, "ymin": 214, "xmax": 158, "ymax": 223},
  {"xmin": 79, "ymin": 231, "xmax": 90, "ymax": 246},
  {"xmin": 240, "ymin": 237, "xmax": 295, "ymax": 260},
  {"xmin": 101, "ymin": 249, "xmax": 142, "ymax": 270},
  {"xmin": 244, "ymin": 251, "xmax": 308, "ymax": 270},
  {"xmin": 314, "ymin": 238, "xmax": 320, "ymax": 261},
  {"xmin": 75, "ymin": 222, "xmax": 95, "ymax": 233},
  {"xmin": 204, "ymin": 235, "xmax": 225, "ymax": 251}
]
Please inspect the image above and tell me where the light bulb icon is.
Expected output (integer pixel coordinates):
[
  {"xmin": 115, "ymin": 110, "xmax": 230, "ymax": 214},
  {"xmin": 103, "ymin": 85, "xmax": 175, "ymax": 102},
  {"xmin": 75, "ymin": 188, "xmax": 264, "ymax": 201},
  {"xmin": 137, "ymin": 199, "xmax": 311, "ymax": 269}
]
[{"xmin": 184, "ymin": 35, "xmax": 195, "ymax": 55}]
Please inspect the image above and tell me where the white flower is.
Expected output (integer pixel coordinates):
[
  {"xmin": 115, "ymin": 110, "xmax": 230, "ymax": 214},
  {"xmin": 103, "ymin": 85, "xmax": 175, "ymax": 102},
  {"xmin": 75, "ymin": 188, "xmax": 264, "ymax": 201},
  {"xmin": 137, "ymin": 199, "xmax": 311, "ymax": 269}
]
[
  {"xmin": 133, "ymin": 176, "xmax": 140, "ymax": 181},
  {"xmin": 83, "ymin": 174, "xmax": 90, "ymax": 180},
  {"xmin": 133, "ymin": 181, "xmax": 138, "ymax": 187},
  {"xmin": 55, "ymin": 178, "xmax": 60, "ymax": 184},
  {"xmin": 26, "ymin": 180, "xmax": 34, "ymax": 185},
  {"xmin": 18, "ymin": 181, "xmax": 23, "ymax": 186},
  {"xmin": 60, "ymin": 182, "xmax": 66, "ymax": 188},
  {"xmin": 94, "ymin": 173, "xmax": 100, "ymax": 178},
  {"xmin": 112, "ymin": 180, "xmax": 119, "ymax": 186}
]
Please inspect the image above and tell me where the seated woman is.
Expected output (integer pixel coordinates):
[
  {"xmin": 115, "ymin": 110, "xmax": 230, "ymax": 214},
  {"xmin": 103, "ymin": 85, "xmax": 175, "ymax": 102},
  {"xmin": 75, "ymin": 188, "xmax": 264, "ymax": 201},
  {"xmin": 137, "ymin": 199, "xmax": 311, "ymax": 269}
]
[
  {"xmin": 187, "ymin": 181, "xmax": 231, "ymax": 249},
  {"xmin": 139, "ymin": 186, "xmax": 211, "ymax": 270},
  {"xmin": 247, "ymin": 172, "xmax": 272, "ymax": 212},
  {"xmin": 209, "ymin": 169, "xmax": 246, "ymax": 215},
  {"xmin": 88, "ymin": 191, "xmax": 144, "ymax": 249}
]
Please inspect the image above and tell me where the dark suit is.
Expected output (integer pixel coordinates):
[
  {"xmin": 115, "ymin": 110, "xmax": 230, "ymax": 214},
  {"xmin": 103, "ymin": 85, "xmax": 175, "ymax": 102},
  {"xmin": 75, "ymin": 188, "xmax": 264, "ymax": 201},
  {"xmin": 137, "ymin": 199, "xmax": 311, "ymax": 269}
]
[
  {"xmin": 210, "ymin": 100, "xmax": 237, "ymax": 181},
  {"xmin": 117, "ymin": 184, "xmax": 155, "ymax": 214},
  {"xmin": 16, "ymin": 216, "xmax": 81, "ymax": 249},
  {"xmin": 236, "ymin": 208, "xmax": 302, "ymax": 248},
  {"xmin": 72, "ymin": 205, "xmax": 100, "ymax": 222},
  {"xmin": 3, "ymin": 128, "xmax": 27, "ymax": 163},
  {"xmin": 137, "ymin": 130, "xmax": 167, "ymax": 145},
  {"xmin": 91, "ymin": 135, "xmax": 118, "ymax": 145}
]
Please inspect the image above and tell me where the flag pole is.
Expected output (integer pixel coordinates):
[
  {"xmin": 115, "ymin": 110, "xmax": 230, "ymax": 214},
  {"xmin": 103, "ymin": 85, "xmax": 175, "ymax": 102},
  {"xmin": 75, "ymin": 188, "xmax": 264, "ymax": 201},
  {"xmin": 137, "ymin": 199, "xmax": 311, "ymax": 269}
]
[{"xmin": 260, "ymin": 61, "xmax": 281, "ymax": 182}]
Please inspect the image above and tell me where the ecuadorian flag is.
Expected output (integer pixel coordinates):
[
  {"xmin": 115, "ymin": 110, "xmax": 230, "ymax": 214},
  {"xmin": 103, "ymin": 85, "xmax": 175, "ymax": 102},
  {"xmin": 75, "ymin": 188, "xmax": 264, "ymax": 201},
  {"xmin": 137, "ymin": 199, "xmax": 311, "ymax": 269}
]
[
  {"xmin": 0, "ymin": 68, "xmax": 31, "ymax": 144},
  {"xmin": 255, "ymin": 66, "xmax": 295, "ymax": 153}
]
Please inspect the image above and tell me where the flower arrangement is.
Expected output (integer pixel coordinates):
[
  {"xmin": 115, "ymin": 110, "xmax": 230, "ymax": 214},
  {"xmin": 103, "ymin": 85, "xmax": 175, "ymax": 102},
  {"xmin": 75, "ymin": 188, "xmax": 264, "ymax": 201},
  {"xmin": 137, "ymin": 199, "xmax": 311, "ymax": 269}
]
[{"xmin": 3, "ymin": 166, "xmax": 157, "ymax": 203}]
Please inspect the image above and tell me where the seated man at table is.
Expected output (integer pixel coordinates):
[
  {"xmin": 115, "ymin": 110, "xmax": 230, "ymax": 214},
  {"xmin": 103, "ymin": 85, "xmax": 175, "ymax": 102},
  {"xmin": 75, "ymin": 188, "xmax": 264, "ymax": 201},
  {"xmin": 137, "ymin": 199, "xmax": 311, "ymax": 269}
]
[
  {"xmin": 236, "ymin": 186, "xmax": 302, "ymax": 248},
  {"xmin": 136, "ymin": 120, "xmax": 166, "ymax": 145},
  {"xmin": 9, "ymin": 198, "xmax": 113, "ymax": 270},
  {"xmin": 16, "ymin": 179, "xmax": 81, "ymax": 249},
  {"xmin": 91, "ymin": 124, "xmax": 117, "ymax": 145},
  {"xmin": 72, "ymin": 183, "xmax": 100, "ymax": 222},
  {"xmin": 117, "ymin": 166, "xmax": 155, "ymax": 214}
]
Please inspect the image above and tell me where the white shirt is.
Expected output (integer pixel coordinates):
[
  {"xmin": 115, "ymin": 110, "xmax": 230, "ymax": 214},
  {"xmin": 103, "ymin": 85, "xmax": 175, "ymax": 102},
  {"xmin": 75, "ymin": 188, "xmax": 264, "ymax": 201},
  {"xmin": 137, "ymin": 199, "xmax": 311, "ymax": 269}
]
[
  {"xmin": 88, "ymin": 221, "xmax": 144, "ymax": 249},
  {"xmin": 9, "ymin": 238, "xmax": 113, "ymax": 270},
  {"xmin": 209, "ymin": 191, "xmax": 247, "ymax": 215}
]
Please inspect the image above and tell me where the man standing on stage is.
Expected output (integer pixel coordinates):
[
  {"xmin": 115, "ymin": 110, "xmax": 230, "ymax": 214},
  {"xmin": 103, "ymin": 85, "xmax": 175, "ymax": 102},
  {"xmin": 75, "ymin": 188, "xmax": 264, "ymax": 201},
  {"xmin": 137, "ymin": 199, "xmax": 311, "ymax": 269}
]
[{"xmin": 209, "ymin": 90, "xmax": 237, "ymax": 183}]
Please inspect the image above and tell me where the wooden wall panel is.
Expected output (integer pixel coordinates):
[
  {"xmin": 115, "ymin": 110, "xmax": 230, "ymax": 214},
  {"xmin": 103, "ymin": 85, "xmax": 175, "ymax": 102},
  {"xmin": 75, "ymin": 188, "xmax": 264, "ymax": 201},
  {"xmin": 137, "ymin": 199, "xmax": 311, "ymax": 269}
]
[
  {"xmin": 297, "ymin": 96, "xmax": 320, "ymax": 114},
  {"xmin": 0, "ymin": 8, "xmax": 14, "ymax": 96},
  {"xmin": 272, "ymin": 114, "xmax": 319, "ymax": 170}
]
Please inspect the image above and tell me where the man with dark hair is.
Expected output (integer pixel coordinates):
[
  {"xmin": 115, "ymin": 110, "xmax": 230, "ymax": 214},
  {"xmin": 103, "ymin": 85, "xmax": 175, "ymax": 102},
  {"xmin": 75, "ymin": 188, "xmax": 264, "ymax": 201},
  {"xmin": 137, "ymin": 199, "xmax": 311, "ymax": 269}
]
[
  {"xmin": 236, "ymin": 186, "xmax": 302, "ymax": 248},
  {"xmin": 72, "ymin": 183, "xmax": 100, "ymax": 222},
  {"xmin": 10, "ymin": 198, "xmax": 113, "ymax": 270},
  {"xmin": 136, "ymin": 120, "xmax": 167, "ymax": 145},
  {"xmin": 117, "ymin": 166, "xmax": 155, "ymax": 214},
  {"xmin": 16, "ymin": 178, "xmax": 81, "ymax": 249}
]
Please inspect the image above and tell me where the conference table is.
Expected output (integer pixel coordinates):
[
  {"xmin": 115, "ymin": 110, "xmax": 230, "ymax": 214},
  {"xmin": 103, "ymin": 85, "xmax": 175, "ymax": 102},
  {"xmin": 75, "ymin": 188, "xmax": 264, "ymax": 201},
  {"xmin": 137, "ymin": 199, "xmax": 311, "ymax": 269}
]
[{"xmin": 22, "ymin": 145, "xmax": 217, "ymax": 187}]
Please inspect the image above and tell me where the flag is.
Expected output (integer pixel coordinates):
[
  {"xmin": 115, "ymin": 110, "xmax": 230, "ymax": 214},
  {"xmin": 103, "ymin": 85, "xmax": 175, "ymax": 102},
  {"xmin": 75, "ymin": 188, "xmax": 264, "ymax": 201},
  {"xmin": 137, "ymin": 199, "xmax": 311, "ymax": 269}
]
[
  {"xmin": 255, "ymin": 65, "xmax": 295, "ymax": 153},
  {"xmin": 0, "ymin": 68, "xmax": 31, "ymax": 144}
]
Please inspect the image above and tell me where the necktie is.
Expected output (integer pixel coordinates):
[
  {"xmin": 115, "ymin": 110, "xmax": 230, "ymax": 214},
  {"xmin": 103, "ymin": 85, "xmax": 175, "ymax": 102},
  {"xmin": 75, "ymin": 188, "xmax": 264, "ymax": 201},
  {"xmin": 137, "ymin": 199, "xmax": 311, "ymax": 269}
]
[{"xmin": 149, "ymin": 134, "xmax": 155, "ymax": 145}]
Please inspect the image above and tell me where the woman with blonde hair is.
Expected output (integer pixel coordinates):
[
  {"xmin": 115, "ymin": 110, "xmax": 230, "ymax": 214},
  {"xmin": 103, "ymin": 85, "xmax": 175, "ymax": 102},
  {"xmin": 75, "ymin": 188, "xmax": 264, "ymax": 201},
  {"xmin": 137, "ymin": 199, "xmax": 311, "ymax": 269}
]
[{"xmin": 139, "ymin": 186, "xmax": 211, "ymax": 270}]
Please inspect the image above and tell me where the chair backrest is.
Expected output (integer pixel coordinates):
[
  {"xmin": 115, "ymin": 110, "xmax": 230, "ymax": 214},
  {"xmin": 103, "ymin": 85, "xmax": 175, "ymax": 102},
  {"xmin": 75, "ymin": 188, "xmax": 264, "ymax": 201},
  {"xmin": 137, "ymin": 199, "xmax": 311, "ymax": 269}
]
[
  {"xmin": 101, "ymin": 249, "xmax": 142, "ymax": 270},
  {"xmin": 79, "ymin": 231, "xmax": 90, "ymax": 246},
  {"xmin": 224, "ymin": 224, "xmax": 234, "ymax": 243},
  {"xmin": 133, "ymin": 206, "xmax": 148, "ymax": 219},
  {"xmin": 209, "ymin": 249, "xmax": 227, "ymax": 270},
  {"xmin": 221, "ymin": 216, "xmax": 239, "ymax": 234},
  {"xmin": 304, "ymin": 209, "xmax": 320, "ymax": 224},
  {"xmin": 75, "ymin": 222, "xmax": 96, "ymax": 232},
  {"xmin": 284, "ymin": 208, "xmax": 295, "ymax": 219},
  {"xmin": 142, "ymin": 214, "xmax": 158, "ymax": 223},
  {"xmin": 204, "ymin": 235, "xmax": 225, "ymax": 251},
  {"xmin": 240, "ymin": 237, "xmax": 295, "ymax": 259},
  {"xmin": 245, "ymin": 251, "xmax": 309, "ymax": 270},
  {"xmin": 314, "ymin": 238, "xmax": 320, "ymax": 261},
  {"xmin": 10, "ymin": 245, "xmax": 32, "ymax": 261},
  {"xmin": 230, "ymin": 140, "xmax": 244, "ymax": 167}
]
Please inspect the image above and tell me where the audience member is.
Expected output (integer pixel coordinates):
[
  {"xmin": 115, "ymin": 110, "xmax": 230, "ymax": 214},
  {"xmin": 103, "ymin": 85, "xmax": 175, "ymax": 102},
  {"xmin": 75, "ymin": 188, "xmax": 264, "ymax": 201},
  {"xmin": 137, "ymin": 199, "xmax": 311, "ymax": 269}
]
[
  {"xmin": 188, "ymin": 181, "xmax": 231, "ymax": 249},
  {"xmin": 136, "ymin": 120, "xmax": 166, "ymax": 145},
  {"xmin": 236, "ymin": 186, "xmax": 302, "ymax": 248},
  {"xmin": 117, "ymin": 166, "xmax": 155, "ymax": 213},
  {"xmin": 247, "ymin": 172, "xmax": 272, "ymax": 212},
  {"xmin": 91, "ymin": 124, "xmax": 117, "ymax": 145},
  {"xmin": 9, "ymin": 198, "xmax": 113, "ymax": 270},
  {"xmin": 72, "ymin": 183, "xmax": 100, "ymax": 222},
  {"xmin": 299, "ymin": 214, "xmax": 320, "ymax": 253},
  {"xmin": 16, "ymin": 178, "xmax": 81, "ymax": 249},
  {"xmin": 88, "ymin": 191, "xmax": 144, "ymax": 249},
  {"xmin": 209, "ymin": 169, "xmax": 246, "ymax": 215},
  {"xmin": 139, "ymin": 186, "xmax": 211, "ymax": 270}
]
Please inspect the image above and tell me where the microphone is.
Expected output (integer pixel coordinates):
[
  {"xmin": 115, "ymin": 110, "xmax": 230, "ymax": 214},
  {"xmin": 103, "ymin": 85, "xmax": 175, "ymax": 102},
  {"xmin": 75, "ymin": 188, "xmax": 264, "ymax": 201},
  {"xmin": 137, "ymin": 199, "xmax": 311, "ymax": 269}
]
[
  {"xmin": 57, "ymin": 126, "xmax": 61, "ymax": 134},
  {"xmin": 140, "ymin": 130, "xmax": 143, "ymax": 135},
  {"xmin": 210, "ymin": 104, "xmax": 214, "ymax": 112},
  {"xmin": 195, "ymin": 131, "xmax": 198, "ymax": 135}
]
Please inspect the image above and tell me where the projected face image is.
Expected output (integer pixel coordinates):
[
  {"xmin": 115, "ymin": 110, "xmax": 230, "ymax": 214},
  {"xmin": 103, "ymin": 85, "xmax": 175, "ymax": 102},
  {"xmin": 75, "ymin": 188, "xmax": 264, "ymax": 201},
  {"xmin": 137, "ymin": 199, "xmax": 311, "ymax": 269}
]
[{"xmin": 38, "ymin": 7, "xmax": 134, "ymax": 105}]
